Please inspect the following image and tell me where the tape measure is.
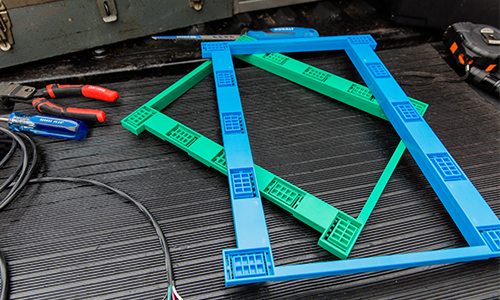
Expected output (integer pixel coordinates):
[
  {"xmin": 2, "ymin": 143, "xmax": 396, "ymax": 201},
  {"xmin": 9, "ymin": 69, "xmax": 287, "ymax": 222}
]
[
  {"xmin": 443, "ymin": 22, "xmax": 500, "ymax": 96},
  {"xmin": 444, "ymin": 22, "xmax": 500, "ymax": 72}
]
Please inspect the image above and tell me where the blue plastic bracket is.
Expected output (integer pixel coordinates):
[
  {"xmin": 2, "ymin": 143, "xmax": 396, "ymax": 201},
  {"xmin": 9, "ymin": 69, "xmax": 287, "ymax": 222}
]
[
  {"xmin": 204, "ymin": 43, "xmax": 275, "ymax": 277},
  {"xmin": 199, "ymin": 35, "xmax": 499, "ymax": 285}
]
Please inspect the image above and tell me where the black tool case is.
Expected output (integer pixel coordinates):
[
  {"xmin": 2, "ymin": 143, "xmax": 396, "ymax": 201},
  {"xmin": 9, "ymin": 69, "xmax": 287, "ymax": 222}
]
[{"xmin": 390, "ymin": 0, "xmax": 499, "ymax": 30}]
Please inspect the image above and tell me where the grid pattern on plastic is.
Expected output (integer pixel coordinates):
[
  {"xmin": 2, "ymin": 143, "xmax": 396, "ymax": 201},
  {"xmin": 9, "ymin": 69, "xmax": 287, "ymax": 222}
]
[
  {"xmin": 226, "ymin": 250, "xmax": 271, "ymax": 279},
  {"xmin": 262, "ymin": 53, "xmax": 289, "ymax": 65},
  {"xmin": 482, "ymin": 229, "xmax": 500, "ymax": 251},
  {"xmin": 222, "ymin": 113, "xmax": 244, "ymax": 134},
  {"xmin": 302, "ymin": 67, "xmax": 331, "ymax": 82},
  {"xmin": 347, "ymin": 84, "xmax": 376, "ymax": 102},
  {"xmin": 366, "ymin": 63, "xmax": 390, "ymax": 78},
  {"xmin": 348, "ymin": 35, "xmax": 374, "ymax": 44},
  {"xmin": 166, "ymin": 124, "xmax": 199, "ymax": 148},
  {"xmin": 394, "ymin": 102, "xmax": 422, "ymax": 122},
  {"xmin": 211, "ymin": 149, "xmax": 227, "ymax": 169},
  {"xmin": 263, "ymin": 177, "xmax": 304, "ymax": 208},
  {"xmin": 324, "ymin": 214, "xmax": 359, "ymax": 251},
  {"xmin": 202, "ymin": 42, "xmax": 228, "ymax": 52},
  {"xmin": 217, "ymin": 71, "xmax": 235, "ymax": 87},
  {"xmin": 428, "ymin": 153, "xmax": 465, "ymax": 181},
  {"xmin": 124, "ymin": 106, "xmax": 156, "ymax": 127},
  {"xmin": 409, "ymin": 99, "xmax": 427, "ymax": 116},
  {"xmin": 231, "ymin": 168, "xmax": 256, "ymax": 199},
  {"xmin": 232, "ymin": 253, "xmax": 267, "ymax": 278}
]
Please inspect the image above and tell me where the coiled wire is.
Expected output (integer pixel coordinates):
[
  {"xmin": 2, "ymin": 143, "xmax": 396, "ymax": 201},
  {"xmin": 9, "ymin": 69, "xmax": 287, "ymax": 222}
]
[{"xmin": 0, "ymin": 127, "xmax": 178, "ymax": 300}]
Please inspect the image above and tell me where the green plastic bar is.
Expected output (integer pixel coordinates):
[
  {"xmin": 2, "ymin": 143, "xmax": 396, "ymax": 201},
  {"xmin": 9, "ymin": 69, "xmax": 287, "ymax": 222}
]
[
  {"xmin": 123, "ymin": 60, "xmax": 213, "ymax": 135},
  {"xmin": 121, "ymin": 37, "xmax": 428, "ymax": 259},
  {"xmin": 233, "ymin": 35, "xmax": 428, "ymax": 119},
  {"xmin": 357, "ymin": 140, "xmax": 407, "ymax": 224}
]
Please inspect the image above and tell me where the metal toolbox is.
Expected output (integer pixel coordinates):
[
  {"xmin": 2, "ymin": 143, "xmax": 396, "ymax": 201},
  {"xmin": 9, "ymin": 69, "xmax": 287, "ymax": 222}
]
[
  {"xmin": 0, "ymin": 0, "xmax": 233, "ymax": 69},
  {"xmin": 0, "ymin": 0, "xmax": 322, "ymax": 69}
]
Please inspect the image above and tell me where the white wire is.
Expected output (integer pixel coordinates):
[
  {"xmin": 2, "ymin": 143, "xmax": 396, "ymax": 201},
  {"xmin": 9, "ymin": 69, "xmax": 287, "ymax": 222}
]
[{"xmin": 172, "ymin": 286, "xmax": 184, "ymax": 300}]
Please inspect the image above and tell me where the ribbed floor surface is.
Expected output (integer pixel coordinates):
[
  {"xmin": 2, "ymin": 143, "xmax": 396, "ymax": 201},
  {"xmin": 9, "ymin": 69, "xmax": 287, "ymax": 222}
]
[{"xmin": 0, "ymin": 43, "xmax": 498, "ymax": 299}]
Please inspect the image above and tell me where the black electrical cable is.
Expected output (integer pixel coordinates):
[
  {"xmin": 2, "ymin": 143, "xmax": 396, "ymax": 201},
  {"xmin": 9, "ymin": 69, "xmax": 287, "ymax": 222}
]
[
  {"xmin": 0, "ymin": 127, "xmax": 177, "ymax": 299},
  {"xmin": 0, "ymin": 126, "xmax": 38, "ymax": 300},
  {"xmin": 0, "ymin": 251, "xmax": 7, "ymax": 300},
  {"xmin": 28, "ymin": 176, "xmax": 175, "ymax": 287},
  {"xmin": 0, "ymin": 127, "xmax": 38, "ymax": 211},
  {"xmin": 0, "ymin": 139, "xmax": 22, "ymax": 192},
  {"xmin": 0, "ymin": 139, "xmax": 18, "ymax": 168}
]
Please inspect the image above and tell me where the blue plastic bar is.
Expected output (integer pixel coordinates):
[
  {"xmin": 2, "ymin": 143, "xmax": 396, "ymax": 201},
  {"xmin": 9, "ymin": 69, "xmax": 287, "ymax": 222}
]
[
  {"xmin": 202, "ymin": 35, "xmax": 375, "ymax": 57},
  {"xmin": 204, "ymin": 45, "xmax": 274, "ymax": 257},
  {"xmin": 224, "ymin": 245, "xmax": 495, "ymax": 285},
  {"xmin": 343, "ymin": 42, "xmax": 500, "ymax": 245}
]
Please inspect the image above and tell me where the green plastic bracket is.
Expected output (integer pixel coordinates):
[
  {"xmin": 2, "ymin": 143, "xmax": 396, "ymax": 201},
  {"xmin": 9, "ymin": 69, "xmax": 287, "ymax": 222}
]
[
  {"xmin": 233, "ymin": 35, "xmax": 427, "ymax": 119},
  {"xmin": 122, "ymin": 36, "xmax": 428, "ymax": 260}
]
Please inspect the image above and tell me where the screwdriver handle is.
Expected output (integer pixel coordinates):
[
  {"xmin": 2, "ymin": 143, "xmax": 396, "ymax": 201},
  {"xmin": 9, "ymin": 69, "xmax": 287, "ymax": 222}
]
[
  {"xmin": 247, "ymin": 27, "xmax": 319, "ymax": 40},
  {"xmin": 43, "ymin": 84, "xmax": 119, "ymax": 102},
  {"xmin": 5, "ymin": 112, "xmax": 87, "ymax": 141},
  {"xmin": 32, "ymin": 98, "xmax": 106, "ymax": 123}
]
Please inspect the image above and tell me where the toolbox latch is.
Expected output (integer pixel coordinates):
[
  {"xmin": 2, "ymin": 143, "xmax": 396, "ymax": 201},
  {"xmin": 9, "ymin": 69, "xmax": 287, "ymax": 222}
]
[
  {"xmin": 189, "ymin": 0, "xmax": 204, "ymax": 11},
  {"xmin": 96, "ymin": 0, "xmax": 118, "ymax": 23},
  {"xmin": 0, "ymin": 0, "xmax": 14, "ymax": 51}
]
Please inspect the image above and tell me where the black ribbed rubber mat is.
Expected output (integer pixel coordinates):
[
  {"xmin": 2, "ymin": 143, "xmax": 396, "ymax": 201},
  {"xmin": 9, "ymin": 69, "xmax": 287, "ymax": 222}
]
[{"xmin": 0, "ymin": 43, "xmax": 498, "ymax": 299}]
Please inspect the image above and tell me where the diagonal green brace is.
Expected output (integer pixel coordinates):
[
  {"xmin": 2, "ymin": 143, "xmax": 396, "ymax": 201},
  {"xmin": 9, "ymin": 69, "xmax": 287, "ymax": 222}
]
[{"xmin": 122, "ymin": 36, "xmax": 428, "ymax": 260}]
